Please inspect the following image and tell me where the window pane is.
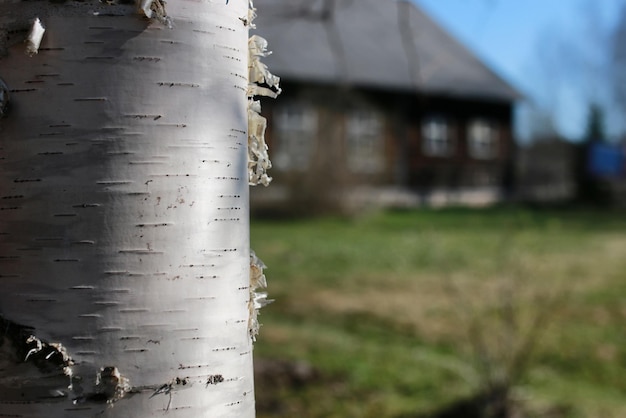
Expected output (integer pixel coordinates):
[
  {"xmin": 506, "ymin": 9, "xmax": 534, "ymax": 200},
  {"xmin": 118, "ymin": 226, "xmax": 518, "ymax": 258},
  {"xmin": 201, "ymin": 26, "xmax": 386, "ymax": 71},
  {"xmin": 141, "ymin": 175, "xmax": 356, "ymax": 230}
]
[
  {"xmin": 346, "ymin": 110, "xmax": 384, "ymax": 173},
  {"xmin": 273, "ymin": 104, "xmax": 317, "ymax": 170},
  {"xmin": 422, "ymin": 117, "xmax": 453, "ymax": 157},
  {"xmin": 468, "ymin": 119, "xmax": 498, "ymax": 159}
]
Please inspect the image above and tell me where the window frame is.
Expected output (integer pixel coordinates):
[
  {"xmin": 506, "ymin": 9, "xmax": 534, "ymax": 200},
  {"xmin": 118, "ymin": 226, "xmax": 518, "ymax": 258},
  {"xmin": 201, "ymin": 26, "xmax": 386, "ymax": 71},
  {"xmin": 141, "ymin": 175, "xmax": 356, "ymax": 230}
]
[
  {"xmin": 272, "ymin": 103, "xmax": 318, "ymax": 171},
  {"xmin": 467, "ymin": 118, "xmax": 499, "ymax": 160},
  {"xmin": 421, "ymin": 115, "xmax": 455, "ymax": 157},
  {"xmin": 345, "ymin": 109, "xmax": 385, "ymax": 174}
]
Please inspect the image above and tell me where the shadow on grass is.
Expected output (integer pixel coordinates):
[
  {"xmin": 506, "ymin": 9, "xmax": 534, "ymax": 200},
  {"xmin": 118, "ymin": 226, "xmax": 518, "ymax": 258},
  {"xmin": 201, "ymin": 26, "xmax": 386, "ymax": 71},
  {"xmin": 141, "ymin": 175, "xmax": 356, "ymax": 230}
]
[
  {"xmin": 395, "ymin": 386, "xmax": 573, "ymax": 418},
  {"xmin": 254, "ymin": 359, "xmax": 573, "ymax": 418}
]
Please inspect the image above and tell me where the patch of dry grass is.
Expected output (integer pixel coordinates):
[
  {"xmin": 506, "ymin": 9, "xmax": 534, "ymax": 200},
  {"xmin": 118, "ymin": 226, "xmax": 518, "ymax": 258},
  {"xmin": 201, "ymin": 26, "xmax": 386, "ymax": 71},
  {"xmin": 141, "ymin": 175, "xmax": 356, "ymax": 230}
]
[{"xmin": 251, "ymin": 208, "xmax": 626, "ymax": 417}]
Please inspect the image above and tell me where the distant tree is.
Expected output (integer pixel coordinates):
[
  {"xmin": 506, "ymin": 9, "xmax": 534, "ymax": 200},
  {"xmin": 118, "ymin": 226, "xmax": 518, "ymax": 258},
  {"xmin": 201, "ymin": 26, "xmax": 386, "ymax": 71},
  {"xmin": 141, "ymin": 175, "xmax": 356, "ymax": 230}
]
[
  {"xmin": 583, "ymin": 103, "xmax": 607, "ymax": 143},
  {"xmin": 525, "ymin": 0, "xmax": 623, "ymax": 141},
  {"xmin": 575, "ymin": 103, "xmax": 609, "ymax": 204}
]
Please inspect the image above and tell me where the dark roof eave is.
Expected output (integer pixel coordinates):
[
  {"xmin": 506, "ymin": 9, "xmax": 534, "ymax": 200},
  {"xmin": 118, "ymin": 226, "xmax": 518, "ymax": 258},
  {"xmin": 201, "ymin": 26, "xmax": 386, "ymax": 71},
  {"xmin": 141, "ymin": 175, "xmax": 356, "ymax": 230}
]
[{"xmin": 277, "ymin": 74, "xmax": 522, "ymax": 103}]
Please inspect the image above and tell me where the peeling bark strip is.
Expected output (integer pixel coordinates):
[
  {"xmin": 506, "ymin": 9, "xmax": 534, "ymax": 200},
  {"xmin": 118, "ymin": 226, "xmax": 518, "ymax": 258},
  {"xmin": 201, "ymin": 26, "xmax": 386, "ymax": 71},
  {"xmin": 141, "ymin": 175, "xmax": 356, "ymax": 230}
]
[
  {"xmin": 249, "ymin": 251, "xmax": 272, "ymax": 341},
  {"xmin": 245, "ymin": 1, "xmax": 277, "ymax": 341},
  {"xmin": 246, "ymin": 0, "xmax": 280, "ymax": 187},
  {"xmin": 0, "ymin": 1, "xmax": 255, "ymax": 417},
  {"xmin": 248, "ymin": 99, "xmax": 272, "ymax": 186},
  {"xmin": 25, "ymin": 17, "xmax": 45, "ymax": 56},
  {"xmin": 93, "ymin": 366, "xmax": 132, "ymax": 403},
  {"xmin": 0, "ymin": 316, "xmax": 77, "ymax": 402},
  {"xmin": 0, "ymin": 320, "xmax": 132, "ymax": 405},
  {"xmin": 24, "ymin": 335, "xmax": 74, "ymax": 378},
  {"xmin": 137, "ymin": 0, "xmax": 172, "ymax": 28}
]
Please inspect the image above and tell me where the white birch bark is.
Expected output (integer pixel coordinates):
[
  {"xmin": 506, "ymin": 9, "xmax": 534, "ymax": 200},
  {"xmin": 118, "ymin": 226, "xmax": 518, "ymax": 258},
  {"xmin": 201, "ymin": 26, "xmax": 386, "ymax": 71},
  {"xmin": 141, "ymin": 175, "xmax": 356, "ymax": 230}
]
[{"xmin": 0, "ymin": 1, "xmax": 256, "ymax": 416}]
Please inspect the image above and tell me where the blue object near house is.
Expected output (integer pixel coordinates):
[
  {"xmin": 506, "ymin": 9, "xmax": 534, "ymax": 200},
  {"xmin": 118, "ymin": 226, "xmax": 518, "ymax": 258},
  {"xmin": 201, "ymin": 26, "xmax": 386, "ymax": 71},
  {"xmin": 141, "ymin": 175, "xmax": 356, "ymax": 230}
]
[{"xmin": 588, "ymin": 142, "xmax": 625, "ymax": 178}]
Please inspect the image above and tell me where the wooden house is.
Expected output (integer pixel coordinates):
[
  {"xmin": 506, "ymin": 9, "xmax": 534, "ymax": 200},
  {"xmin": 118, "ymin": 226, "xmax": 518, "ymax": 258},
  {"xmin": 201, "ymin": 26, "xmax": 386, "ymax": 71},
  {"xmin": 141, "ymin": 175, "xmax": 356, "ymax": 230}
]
[{"xmin": 251, "ymin": 0, "xmax": 521, "ymax": 212}]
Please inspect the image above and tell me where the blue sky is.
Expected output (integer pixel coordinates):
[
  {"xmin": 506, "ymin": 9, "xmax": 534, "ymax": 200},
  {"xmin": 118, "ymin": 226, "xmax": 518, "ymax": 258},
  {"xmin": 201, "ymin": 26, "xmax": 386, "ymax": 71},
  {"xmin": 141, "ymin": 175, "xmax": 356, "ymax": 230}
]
[{"xmin": 413, "ymin": 0, "xmax": 624, "ymax": 141}]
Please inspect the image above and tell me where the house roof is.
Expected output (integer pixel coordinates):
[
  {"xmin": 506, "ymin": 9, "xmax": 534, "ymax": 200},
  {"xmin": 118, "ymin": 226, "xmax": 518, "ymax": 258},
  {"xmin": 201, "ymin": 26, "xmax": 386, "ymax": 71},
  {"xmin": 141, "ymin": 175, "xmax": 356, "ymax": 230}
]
[{"xmin": 252, "ymin": 0, "xmax": 521, "ymax": 101}]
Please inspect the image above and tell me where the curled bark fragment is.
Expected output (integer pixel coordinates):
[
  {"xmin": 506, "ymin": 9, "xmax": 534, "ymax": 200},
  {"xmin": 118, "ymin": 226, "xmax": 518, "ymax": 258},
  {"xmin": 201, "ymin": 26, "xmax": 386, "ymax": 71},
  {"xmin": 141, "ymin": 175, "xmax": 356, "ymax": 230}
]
[
  {"xmin": 25, "ymin": 17, "xmax": 45, "ymax": 56},
  {"xmin": 137, "ymin": 0, "xmax": 172, "ymax": 28},
  {"xmin": 94, "ymin": 366, "xmax": 131, "ymax": 404},
  {"xmin": 249, "ymin": 250, "xmax": 273, "ymax": 341},
  {"xmin": 246, "ymin": 1, "xmax": 275, "ymax": 342},
  {"xmin": 23, "ymin": 335, "xmax": 75, "ymax": 382},
  {"xmin": 246, "ymin": 0, "xmax": 257, "ymax": 29},
  {"xmin": 248, "ymin": 100, "xmax": 272, "ymax": 186},
  {"xmin": 246, "ymin": 7, "xmax": 280, "ymax": 186},
  {"xmin": 0, "ymin": 317, "xmax": 78, "ymax": 402},
  {"xmin": 248, "ymin": 35, "xmax": 281, "ymax": 95}
]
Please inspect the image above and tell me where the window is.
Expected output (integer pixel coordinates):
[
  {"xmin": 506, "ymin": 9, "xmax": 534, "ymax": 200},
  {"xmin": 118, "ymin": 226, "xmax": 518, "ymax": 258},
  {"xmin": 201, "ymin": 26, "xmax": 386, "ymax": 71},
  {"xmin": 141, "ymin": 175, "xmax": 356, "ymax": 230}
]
[
  {"xmin": 422, "ymin": 116, "xmax": 454, "ymax": 157},
  {"xmin": 468, "ymin": 119, "xmax": 498, "ymax": 159},
  {"xmin": 273, "ymin": 104, "xmax": 317, "ymax": 171},
  {"xmin": 346, "ymin": 110, "xmax": 384, "ymax": 173}
]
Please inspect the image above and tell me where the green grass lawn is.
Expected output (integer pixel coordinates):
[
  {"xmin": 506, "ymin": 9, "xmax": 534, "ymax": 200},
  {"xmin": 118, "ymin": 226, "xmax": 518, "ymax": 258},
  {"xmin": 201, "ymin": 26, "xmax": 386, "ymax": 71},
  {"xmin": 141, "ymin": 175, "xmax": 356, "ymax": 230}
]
[{"xmin": 250, "ymin": 207, "xmax": 626, "ymax": 418}]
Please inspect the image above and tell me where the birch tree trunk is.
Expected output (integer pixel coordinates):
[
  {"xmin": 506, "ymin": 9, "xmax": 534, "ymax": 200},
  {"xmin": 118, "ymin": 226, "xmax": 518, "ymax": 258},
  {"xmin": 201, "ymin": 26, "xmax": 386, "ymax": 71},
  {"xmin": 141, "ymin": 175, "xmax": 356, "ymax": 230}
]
[{"xmin": 0, "ymin": 1, "xmax": 260, "ymax": 416}]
